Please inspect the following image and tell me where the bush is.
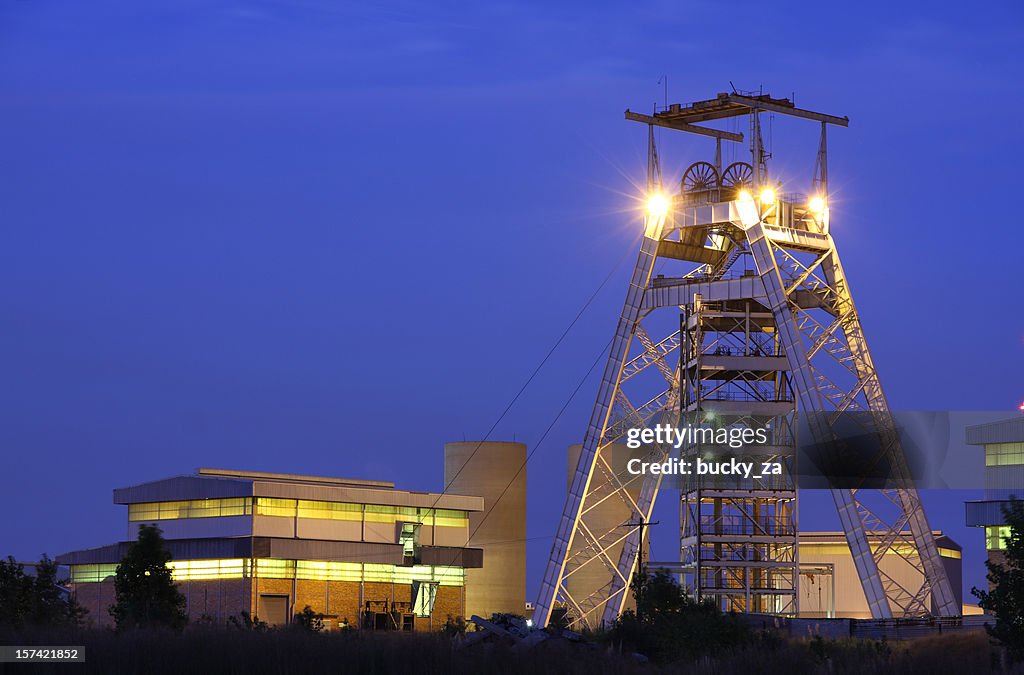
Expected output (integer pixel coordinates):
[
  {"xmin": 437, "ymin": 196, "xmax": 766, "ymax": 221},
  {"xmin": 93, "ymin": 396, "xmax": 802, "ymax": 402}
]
[
  {"xmin": 442, "ymin": 615, "xmax": 467, "ymax": 637},
  {"xmin": 604, "ymin": 566, "xmax": 751, "ymax": 663},
  {"xmin": 227, "ymin": 611, "xmax": 268, "ymax": 632},
  {"xmin": 294, "ymin": 605, "xmax": 325, "ymax": 632}
]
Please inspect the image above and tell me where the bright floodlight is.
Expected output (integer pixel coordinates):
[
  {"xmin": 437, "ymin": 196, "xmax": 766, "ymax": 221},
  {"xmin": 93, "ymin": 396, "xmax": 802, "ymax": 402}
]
[
  {"xmin": 760, "ymin": 188, "xmax": 776, "ymax": 205},
  {"xmin": 809, "ymin": 195, "xmax": 827, "ymax": 215},
  {"xmin": 735, "ymin": 189, "xmax": 759, "ymax": 227},
  {"xmin": 646, "ymin": 193, "xmax": 670, "ymax": 219}
]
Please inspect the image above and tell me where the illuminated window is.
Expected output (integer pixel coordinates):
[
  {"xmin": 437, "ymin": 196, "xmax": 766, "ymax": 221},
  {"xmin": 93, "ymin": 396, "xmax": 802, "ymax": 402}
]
[
  {"xmin": 255, "ymin": 559, "xmax": 295, "ymax": 579},
  {"xmin": 72, "ymin": 559, "xmax": 467, "ymax": 586},
  {"xmin": 255, "ymin": 498, "xmax": 297, "ymax": 518},
  {"xmin": 413, "ymin": 581, "xmax": 438, "ymax": 617},
  {"xmin": 295, "ymin": 561, "xmax": 362, "ymax": 582},
  {"xmin": 396, "ymin": 507, "xmax": 419, "ymax": 521},
  {"xmin": 986, "ymin": 525, "xmax": 1012, "ymax": 550},
  {"xmin": 364, "ymin": 504, "xmax": 398, "ymax": 524},
  {"xmin": 435, "ymin": 509, "xmax": 469, "ymax": 529},
  {"xmin": 801, "ymin": 543, "xmax": 961, "ymax": 558},
  {"xmin": 985, "ymin": 443, "xmax": 1024, "ymax": 466},
  {"xmin": 128, "ymin": 498, "xmax": 252, "ymax": 521},
  {"xmin": 393, "ymin": 565, "xmax": 464, "ymax": 587},
  {"xmin": 296, "ymin": 500, "xmax": 362, "ymax": 521},
  {"xmin": 431, "ymin": 566, "xmax": 465, "ymax": 587},
  {"xmin": 167, "ymin": 559, "xmax": 248, "ymax": 581},
  {"xmin": 363, "ymin": 563, "xmax": 394, "ymax": 583},
  {"xmin": 70, "ymin": 564, "xmax": 118, "ymax": 583}
]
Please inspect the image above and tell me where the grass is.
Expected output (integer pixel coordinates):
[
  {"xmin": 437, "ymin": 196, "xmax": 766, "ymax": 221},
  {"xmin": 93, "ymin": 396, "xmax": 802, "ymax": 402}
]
[{"xmin": 0, "ymin": 626, "xmax": 1019, "ymax": 674}]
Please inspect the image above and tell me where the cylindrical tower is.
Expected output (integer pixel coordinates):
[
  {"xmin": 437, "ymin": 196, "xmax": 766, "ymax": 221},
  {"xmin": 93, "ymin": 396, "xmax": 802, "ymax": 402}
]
[{"xmin": 444, "ymin": 441, "xmax": 527, "ymax": 619}]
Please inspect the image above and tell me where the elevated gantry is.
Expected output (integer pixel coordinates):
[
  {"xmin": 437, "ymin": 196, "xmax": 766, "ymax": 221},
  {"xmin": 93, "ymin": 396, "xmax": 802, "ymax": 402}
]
[{"xmin": 535, "ymin": 91, "xmax": 958, "ymax": 628}]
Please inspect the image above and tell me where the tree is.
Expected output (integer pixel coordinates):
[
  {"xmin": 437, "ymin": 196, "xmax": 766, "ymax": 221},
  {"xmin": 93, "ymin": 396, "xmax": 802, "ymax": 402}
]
[
  {"xmin": 110, "ymin": 525, "xmax": 187, "ymax": 631},
  {"xmin": 0, "ymin": 555, "xmax": 87, "ymax": 627},
  {"xmin": 607, "ymin": 565, "xmax": 750, "ymax": 663},
  {"xmin": 29, "ymin": 556, "xmax": 87, "ymax": 626},
  {"xmin": 0, "ymin": 557, "xmax": 30, "ymax": 626},
  {"xmin": 631, "ymin": 566, "xmax": 687, "ymax": 621},
  {"xmin": 973, "ymin": 498, "xmax": 1024, "ymax": 661}
]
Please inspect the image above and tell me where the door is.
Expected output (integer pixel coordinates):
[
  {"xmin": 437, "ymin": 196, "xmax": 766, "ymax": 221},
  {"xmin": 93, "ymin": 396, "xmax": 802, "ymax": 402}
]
[{"xmin": 258, "ymin": 594, "xmax": 290, "ymax": 626}]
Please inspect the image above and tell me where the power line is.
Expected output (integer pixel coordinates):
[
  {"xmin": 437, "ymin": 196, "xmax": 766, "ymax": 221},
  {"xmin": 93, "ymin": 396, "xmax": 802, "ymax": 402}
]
[{"xmin": 434, "ymin": 231, "xmax": 639, "ymax": 504}]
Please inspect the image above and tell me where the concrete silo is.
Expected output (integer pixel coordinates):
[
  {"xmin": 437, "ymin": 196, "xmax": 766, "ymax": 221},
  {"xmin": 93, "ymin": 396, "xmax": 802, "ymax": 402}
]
[{"xmin": 444, "ymin": 441, "xmax": 527, "ymax": 619}]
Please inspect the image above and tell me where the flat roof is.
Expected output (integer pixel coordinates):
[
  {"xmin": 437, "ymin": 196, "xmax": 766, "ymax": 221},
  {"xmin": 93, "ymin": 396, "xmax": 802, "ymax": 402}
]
[
  {"xmin": 112, "ymin": 469, "xmax": 483, "ymax": 513},
  {"xmin": 966, "ymin": 417, "xmax": 1024, "ymax": 446},
  {"xmin": 197, "ymin": 467, "xmax": 394, "ymax": 489},
  {"xmin": 799, "ymin": 530, "xmax": 959, "ymax": 551}
]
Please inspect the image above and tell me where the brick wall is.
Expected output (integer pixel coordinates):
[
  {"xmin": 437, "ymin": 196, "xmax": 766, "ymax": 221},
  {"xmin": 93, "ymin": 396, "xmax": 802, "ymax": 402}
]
[
  {"xmin": 327, "ymin": 580, "xmax": 360, "ymax": 627},
  {"xmin": 70, "ymin": 580, "xmax": 116, "ymax": 630},
  {"xmin": 72, "ymin": 572, "xmax": 465, "ymax": 632},
  {"xmin": 432, "ymin": 584, "xmax": 464, "ymax": 627},
  {"xmin": 181, "ymin": 578, "xmax": 251, "ymax": 624}
]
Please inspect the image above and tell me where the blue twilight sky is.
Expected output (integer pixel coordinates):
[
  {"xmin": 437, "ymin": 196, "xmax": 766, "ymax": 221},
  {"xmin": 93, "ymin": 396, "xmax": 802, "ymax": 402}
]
[{"xmin": 1, "ymin": 1, "xmax": 1023, "ymax": 602}]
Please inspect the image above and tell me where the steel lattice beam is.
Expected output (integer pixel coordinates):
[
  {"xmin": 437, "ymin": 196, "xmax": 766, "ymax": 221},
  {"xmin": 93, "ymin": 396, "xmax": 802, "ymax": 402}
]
[{"xmin": 534, "ymin": 96, "xmax": 957, "ymax": 628}]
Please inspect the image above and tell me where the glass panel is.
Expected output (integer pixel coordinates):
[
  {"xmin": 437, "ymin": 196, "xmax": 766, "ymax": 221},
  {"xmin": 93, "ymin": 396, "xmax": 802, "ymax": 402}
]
[
  {"xmin": 434, "ymin": 509, "xmax": 469, "ymax": 528},
  {"xmin": 986, "ymin": 442, "xmax": 1024, "ymax": 466},
  {"xmin": 70, "ymin": 564, "xmax": 118, "ymax": 583},
  {"xmin": 168, "ymin": 559, "xmax": 247, "ymax": 581},
  {"xmin": 363, "ymin": 563, "xmax": 393, "ymax": 583},
  {"xmin": 413, "ymin": 581, "xmax": 438, "ymax": 617},
  {"xmin": 256, "ymin": 559, "xmax": 295, "ymax": 579},
  {"xmin": 296, "ymin": 500, "xmax": 362, "ymax": 521},
  {"xmin": 432, "ymin": 566, "xmax": 465, "ymax": 587},
  {"xmin": 255, "ymin": 498, "xmax": 297, "ymax": 518},
  {"xmin": 296, "ymin": 561, "xmax": 362, "ymax": 582},
  {"xmin": 128, "ymin": 498, "xmax": 253, "ymax": 521},
  {"xmin": 364, "ymin": 504, "xmax": 397, "ymax": 524},
  {"xmin": 986, "ymin": 525, "xmax": 1011, "ymax": 550}
]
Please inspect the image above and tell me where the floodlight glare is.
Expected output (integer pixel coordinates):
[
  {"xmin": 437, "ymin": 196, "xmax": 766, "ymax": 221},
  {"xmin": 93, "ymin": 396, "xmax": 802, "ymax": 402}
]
[
  {"xmin": 809, "ymin": 195, "xmax": 827, "ymax": 215},
  {"xmin": 646, "ymin": 193, "xmax": 670, "ymax": 219},
  {"xmin": 735, "ymin": 189, "xmax": 759, "ymax": 227},
  {"xmin": 760, "ymin": 188, "xmax": 776, "ymax": 205}
]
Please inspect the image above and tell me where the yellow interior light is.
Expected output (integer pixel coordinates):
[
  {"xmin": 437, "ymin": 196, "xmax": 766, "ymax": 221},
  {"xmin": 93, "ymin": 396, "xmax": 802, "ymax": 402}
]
[
  {"xmin": 759, "ymin": 188, "xmax": 776, "ymax": 205},
  {"xmin": 809, "ymin": 195, "xmax": 827, "ymax": 215},
  {"xmin": 646, "ymin": 193, "xmax": 670, "ymax": 219}
]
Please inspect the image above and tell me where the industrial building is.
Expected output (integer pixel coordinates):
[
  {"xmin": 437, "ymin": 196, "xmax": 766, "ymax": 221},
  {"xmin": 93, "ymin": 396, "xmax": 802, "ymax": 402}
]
[
  {"xmin": 58, "ymin": 468, "xmax": 487, "ymax": 630},
  {"xmin": 965, "ymin": 417, "xmax": 1024, "ymax": 583},
  {"xmin": 798, "ymin": 532, "xmax": 962, "ymax": 619}
]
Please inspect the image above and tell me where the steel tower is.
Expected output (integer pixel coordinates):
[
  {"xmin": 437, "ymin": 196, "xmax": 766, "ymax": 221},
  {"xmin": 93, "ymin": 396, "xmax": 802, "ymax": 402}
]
[
  {"xmin": 534, "ymin": 91, "xmax": 958, "ymax": 628},
  {"xmin": 677, "ymin": 293, "xmax": 799, "ymax": 615}
]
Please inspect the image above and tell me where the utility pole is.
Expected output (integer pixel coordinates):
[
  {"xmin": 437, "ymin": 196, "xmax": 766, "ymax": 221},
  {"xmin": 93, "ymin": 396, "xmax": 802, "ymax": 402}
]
[{"xmin": 624, "ymin": 518, "xmax": 658, "ymax": 569}]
